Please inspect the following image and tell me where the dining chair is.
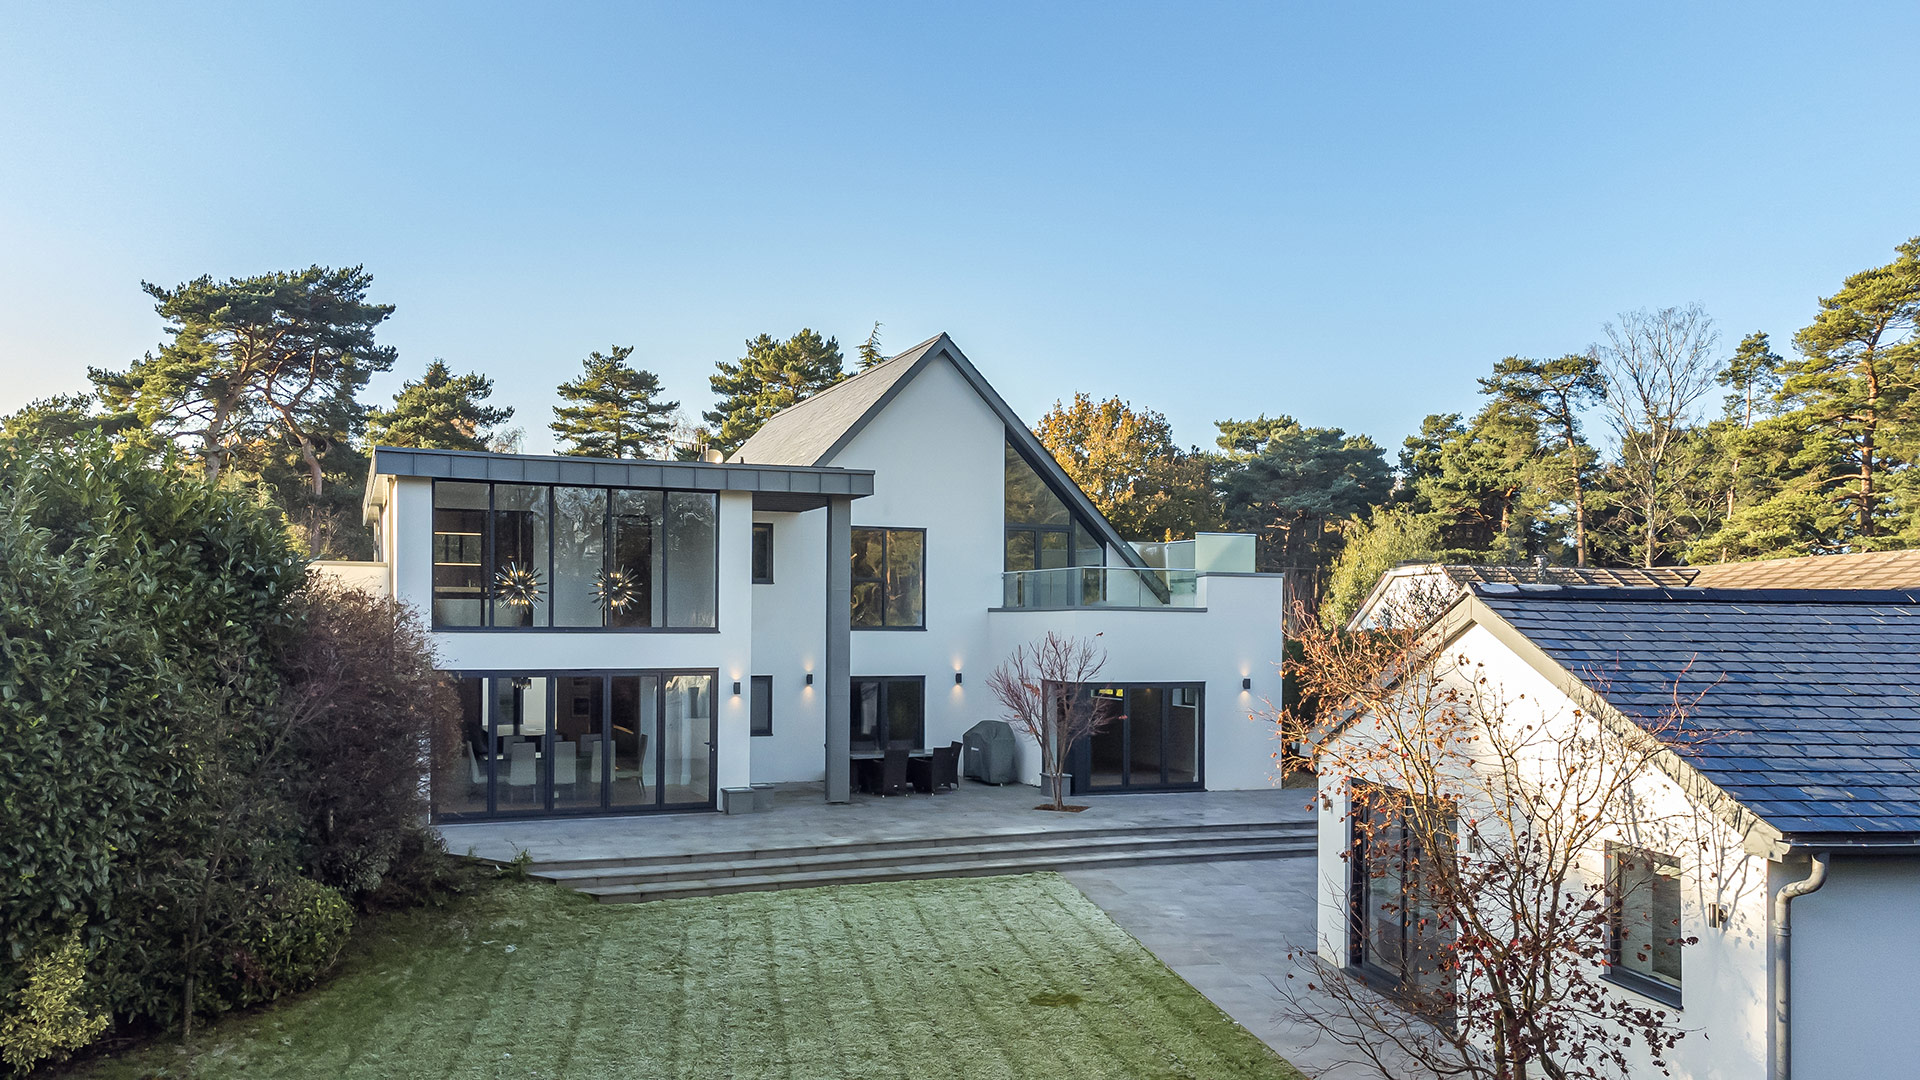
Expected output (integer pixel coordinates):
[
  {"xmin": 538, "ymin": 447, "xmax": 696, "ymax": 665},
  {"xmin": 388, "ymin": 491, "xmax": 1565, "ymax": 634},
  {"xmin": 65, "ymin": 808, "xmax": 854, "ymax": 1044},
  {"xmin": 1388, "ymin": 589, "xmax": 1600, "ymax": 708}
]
[
  {"xmin": 505, "ymin": 741, "xmax": 538, "ymax": 804},
  {"xmin": 551, "ymin": 741, "xmax": 578, "ymax": 800},
  {"xmin": 873, "ymin": 747, "xmax": 911, "ymax": 797}
]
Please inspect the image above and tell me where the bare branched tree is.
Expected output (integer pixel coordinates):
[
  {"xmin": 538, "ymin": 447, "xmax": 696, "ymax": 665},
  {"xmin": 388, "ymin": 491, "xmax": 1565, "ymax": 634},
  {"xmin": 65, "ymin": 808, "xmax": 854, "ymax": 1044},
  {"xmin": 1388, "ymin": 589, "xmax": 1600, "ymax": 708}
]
[
  {"xmin": 1275, "ymin": 611, "xmax": 1720, "ymax": 1079},
  {"xmin": 1592, "ymin": 304, "xmax": 1723, "ymax": 567},
  {"xmin": 986, "ymin": 631, "xmax": 1117, "ymax": 810}
]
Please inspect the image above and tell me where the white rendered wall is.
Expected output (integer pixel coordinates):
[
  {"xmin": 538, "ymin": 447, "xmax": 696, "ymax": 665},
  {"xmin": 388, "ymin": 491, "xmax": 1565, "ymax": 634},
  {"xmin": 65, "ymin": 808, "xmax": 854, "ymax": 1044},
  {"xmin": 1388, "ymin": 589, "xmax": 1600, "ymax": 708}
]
[
  {"xmin": 828, "ymin": 356, "xmax": 1008, "ymax": 760},
  {"xmin": 1314, "ymin": 623, "xmax": 1774, "ymax": 1080},
  {"xmin": 986, "ymin": 572, "xmax": 1287, "ymax": 790},
  {"xmin": 747, "ymin": 508, "xmax": 830, "ymax": 783},
  {"xmin": 821, "ymin": 354, "xmax": 1288, "ymax": 790},
  {"xmin": 1789, "ymin": 855, "xmax": 1920, "ymax": 1080},
  {"xmin": 385, "ymin": 478, "xmax": 757, "ymax": 793}
]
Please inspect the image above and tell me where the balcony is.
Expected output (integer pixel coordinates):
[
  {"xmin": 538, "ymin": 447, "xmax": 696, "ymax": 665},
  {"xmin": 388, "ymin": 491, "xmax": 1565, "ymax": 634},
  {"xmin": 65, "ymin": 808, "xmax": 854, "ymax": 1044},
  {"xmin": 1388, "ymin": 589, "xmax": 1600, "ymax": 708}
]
[{"xmin": 1000, "ymin": 566, "xmax": 1201, "ymax": 610}]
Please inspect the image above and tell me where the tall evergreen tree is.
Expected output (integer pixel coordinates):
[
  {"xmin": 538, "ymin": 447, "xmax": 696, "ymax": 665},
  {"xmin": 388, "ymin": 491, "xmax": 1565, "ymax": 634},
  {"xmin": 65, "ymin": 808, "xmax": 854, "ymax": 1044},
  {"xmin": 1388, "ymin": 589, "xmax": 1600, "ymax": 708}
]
[
  {"xmin": 92, "ymin": 265, "xmax": 397, "ymax": 495},
  {"xmin": 367, "ymin": 360, "xmax": 513, "ymax": 451},
  {"xmin": 703, "ymin": 329, "xmax": 845, "ymax": 455},
  {"xmin": 1215, "ymin": 415, "xmax": 1393, "ymax": 592},
  {"xmin": 857, "ymin": 322, "xmax": 887, "ymax": 370},
  {"xmin": 1781, "ymin": 237, "xmax": 1920, "ymax": 543},
  {"xmin": 1479, "ymin": 354, "xmax": 1605, "ymax": 565},
  {"xmin": 549, "ymin": 346, "xmax": 679, "ymax": 459}
]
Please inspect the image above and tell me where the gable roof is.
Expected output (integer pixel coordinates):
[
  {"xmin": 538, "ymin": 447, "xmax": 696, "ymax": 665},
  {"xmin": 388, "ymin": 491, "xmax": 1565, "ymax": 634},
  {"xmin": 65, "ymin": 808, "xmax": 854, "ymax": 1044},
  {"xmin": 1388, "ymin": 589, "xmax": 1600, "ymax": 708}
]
[
  {"xmin": 729, "ymin": 335, "xmax": 944, "ymax": 468},
  {"xmin": 729, "ymin": 332, "xmax": 1148, "ymax": 567},
  {"xmin": 1688, "ymin": 549, "xmax": 1920, "ymax": 590},
  {"xmin": 1347, "ymin": 561, "xmax": 1699, "ymax": 630},
  {"xmin": 1457, "ymin": 585, "xmax": 1920, "ymax": 854}
]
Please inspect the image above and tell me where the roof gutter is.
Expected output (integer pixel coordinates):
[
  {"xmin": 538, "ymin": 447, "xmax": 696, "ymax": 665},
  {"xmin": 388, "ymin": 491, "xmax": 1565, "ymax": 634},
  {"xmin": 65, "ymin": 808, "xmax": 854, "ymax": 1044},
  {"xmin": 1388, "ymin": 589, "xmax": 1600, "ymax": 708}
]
[{"xmin": 1771, "ymin": 851, "xmax": 1829, "ymax": 1080}]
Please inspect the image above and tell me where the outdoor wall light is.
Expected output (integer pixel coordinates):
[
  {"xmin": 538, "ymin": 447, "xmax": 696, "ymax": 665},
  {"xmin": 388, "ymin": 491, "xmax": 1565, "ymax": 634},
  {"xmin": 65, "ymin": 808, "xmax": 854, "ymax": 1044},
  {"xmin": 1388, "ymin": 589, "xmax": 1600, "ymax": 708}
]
[
  {"xmin": 732, "ymin": 681, "xmax": 742, "ymax": 696},
  {"xmin": 1241, "ymin": 678, "xmax": 1252, "ymax": 691},
  {"xmin": 805, "ymin": 673, "xmax": 814, "ymax": 686},
  {"xmin": 955, "ymin": 671, "xmax": 963, "ymax": 686}
]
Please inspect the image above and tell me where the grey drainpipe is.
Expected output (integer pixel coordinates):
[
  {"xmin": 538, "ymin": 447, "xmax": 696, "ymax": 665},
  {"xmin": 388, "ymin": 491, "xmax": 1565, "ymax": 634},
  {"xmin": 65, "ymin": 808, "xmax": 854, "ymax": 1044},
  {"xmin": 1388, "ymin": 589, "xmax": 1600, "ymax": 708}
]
[{"xmin": 1771, "ymin": 851, "xmax": 1829, "ymax": 1080}]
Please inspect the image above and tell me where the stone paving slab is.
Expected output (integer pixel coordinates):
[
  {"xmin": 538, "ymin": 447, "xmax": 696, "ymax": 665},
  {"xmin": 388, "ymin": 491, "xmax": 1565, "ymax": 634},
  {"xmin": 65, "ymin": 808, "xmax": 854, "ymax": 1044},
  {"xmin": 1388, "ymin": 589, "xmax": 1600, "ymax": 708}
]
[
  {"xmin": 1065, "ymin": 857, "xmax": 1389, "ymax": 1080},
  {"xmin": 437, "ymin": 780, "xmax": 1317, "ymax": 864}
]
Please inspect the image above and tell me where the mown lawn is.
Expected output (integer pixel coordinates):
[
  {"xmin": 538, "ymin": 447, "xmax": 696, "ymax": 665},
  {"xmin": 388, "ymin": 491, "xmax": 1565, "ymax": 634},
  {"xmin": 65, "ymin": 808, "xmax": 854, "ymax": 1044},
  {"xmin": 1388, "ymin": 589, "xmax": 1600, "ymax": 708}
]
[{"xmin": 72, "ymin": 873, "xmax": 1304, "ymax": 1080}]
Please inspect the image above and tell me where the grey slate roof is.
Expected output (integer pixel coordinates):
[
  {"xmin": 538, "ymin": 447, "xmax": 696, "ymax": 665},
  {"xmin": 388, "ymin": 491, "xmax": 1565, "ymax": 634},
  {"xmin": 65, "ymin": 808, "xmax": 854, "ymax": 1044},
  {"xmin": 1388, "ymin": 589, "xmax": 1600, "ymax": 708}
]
[
  {"xmin": 729, "ymin": 335, "xmax": 943, "ymax": 467},
  {"xmin": 1688, "ymin": 549, "xmax": 1920, "ymax": 590},
  {"xmin": 728, "ymin": 332, "xmax": 1150, "ymax": 569},
  {"xmin": 1472, "ymin": 584, "xmax": 1920, "ymax": 842}
]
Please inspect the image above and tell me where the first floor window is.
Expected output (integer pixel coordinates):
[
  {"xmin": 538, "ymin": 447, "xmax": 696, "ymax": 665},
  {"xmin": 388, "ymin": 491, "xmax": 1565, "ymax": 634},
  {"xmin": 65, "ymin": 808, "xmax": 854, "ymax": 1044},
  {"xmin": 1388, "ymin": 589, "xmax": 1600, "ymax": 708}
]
[
  {"xmin": 851, "ymin": 527, "xmax": 925, "ymax": 628},
  {"xmin": 1348, "ymin": 785, "xmax": 1454, "ymax": 997},
  {"xmin": 850, "ymin": 677, "xmax": 924, "ymax": 751},
  {"xmin": 750, "ymin": 675, "xmax": 773, "ymax": 736},
  {"xmin": 752, "ymin": 522, "xmax": 774, "ymax": 583},
  {"xmin": 1607, "ymin": 844, "xmax": 1684, "ymax": 1003}
]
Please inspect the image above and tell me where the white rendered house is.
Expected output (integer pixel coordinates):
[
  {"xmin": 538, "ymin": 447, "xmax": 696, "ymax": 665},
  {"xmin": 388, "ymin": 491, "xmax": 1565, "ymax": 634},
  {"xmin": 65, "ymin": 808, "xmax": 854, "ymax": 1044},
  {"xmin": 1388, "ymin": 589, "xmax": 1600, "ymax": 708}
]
[
  {"xmin": 1315, "ymin": 583, "xmax": 1920, "ymax": 1080},
  {"xmin": 349, "ymin": 333, "xmax": 1287, "ymax": 820}
]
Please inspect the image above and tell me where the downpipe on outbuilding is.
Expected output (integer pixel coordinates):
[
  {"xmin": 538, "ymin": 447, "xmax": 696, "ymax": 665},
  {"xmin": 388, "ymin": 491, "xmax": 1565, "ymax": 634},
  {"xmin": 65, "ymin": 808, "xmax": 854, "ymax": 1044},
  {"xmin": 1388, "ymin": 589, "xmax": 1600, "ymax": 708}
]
[{"xmin": 1771, "ymin": 851, "xmax": 1829, "ymax": 1080}]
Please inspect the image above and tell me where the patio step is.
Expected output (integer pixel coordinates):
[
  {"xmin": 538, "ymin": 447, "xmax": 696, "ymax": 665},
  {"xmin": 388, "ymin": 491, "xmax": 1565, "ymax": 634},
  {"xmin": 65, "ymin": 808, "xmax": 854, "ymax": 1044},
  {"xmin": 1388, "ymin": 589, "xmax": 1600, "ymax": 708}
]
[
  {"xmin": 520, "ymin": 819, "xmax": 1311, "ymax": 875},
  {"xmin": 529, "ymin": 822, "xmax": 1314, "ymax": 903}
]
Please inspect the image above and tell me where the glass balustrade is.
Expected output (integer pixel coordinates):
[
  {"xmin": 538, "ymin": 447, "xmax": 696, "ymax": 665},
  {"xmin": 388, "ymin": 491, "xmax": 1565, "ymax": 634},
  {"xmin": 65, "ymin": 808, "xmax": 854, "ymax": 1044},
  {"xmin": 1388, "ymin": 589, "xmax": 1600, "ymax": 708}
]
[{"xmin": 1000, "ymin": 566, "xmax": 1201, "ymax": 610}]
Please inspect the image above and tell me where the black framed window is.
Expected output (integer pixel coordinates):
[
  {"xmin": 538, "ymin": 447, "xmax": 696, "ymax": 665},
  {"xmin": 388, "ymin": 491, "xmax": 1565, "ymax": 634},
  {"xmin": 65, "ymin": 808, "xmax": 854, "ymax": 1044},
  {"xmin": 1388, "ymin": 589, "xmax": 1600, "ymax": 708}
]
[
  {"xmin": 1606, "ymin": 844, "xmax": 1684, "ymax": 1005},
  {"xmin": 750, "ymin": 675, "xmax": 773, "ymax": 737},
  {"xmin": 851, "ymin": 527, "xmax": 925, "ymax": 629},
  {"xmin": 1347, "ymin": 785, "xmax": 1454, "ymax": 999},
  {"xmin": 1004, "ymin": 437, "xmax": 1106, "ymax": 572},
  {"xmin": 431, "ymin": 479, "xmax": 717, "ymax": 630},
  {"xmin": 850, "ymin": 677, "xmax": 924, "ymax": 751},
  {"xmin": 752, "ymin": 523, "xmax": 774, "ymax": 583}
]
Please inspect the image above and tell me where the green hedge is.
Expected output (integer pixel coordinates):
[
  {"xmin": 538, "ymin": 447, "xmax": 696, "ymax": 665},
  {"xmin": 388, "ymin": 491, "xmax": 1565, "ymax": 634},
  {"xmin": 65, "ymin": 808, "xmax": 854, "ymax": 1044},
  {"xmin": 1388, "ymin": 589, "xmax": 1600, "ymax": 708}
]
[{"xmin": 0, "ymin": 438, "xmax": 452, "ymax": 1073}]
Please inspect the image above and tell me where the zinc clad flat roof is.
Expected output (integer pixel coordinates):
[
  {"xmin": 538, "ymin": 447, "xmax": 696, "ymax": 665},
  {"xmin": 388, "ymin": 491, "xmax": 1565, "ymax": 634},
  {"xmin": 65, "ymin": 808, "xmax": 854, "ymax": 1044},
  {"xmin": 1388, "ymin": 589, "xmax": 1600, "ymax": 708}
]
[
  {"xmin": 367, "ymin": 446, "xmax": 874, "ymax": 499},
  {"xmin": 1473, "ymin": 585, "xmax": 1920, "ymax": 841}
]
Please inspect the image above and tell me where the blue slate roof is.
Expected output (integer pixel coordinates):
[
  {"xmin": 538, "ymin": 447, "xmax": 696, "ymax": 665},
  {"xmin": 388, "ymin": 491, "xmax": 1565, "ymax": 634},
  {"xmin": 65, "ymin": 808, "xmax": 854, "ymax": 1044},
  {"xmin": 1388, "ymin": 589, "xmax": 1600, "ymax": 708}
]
[{"xmin": 1472, "ymin": 585, "xmax": 1920, "ymax": 840}]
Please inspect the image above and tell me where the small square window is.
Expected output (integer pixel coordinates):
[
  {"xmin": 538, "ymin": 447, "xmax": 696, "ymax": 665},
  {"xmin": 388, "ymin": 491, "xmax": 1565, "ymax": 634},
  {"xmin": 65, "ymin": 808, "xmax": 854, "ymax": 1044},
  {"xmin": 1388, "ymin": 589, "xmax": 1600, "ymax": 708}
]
[
  {"xmin": 750, "ymin": 675, "xmax": 773, "ymax": 736},
  {"xmin": 1607, "ymin": 844, "xmax": 1684, "ymax": 1005},
  {"xmin": 752, "ymin": 523, "xmax": 774, "ymax": 584}
]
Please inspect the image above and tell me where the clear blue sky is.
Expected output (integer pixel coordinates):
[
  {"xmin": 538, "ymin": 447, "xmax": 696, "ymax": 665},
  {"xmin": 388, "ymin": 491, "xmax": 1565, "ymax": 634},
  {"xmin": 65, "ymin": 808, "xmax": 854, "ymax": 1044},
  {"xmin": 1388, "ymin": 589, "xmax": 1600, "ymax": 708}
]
[{"xmin": 2, "ymin": 3, "xmax": 1915, "ymax": 456}]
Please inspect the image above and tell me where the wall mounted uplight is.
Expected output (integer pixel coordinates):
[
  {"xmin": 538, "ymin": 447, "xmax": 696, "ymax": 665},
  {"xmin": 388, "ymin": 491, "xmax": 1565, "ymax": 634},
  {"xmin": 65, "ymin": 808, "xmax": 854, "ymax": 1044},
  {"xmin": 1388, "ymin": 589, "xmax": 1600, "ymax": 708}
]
[
  {"xmin": 1241, "ymin": 678, "xmax": 1252, "ymax": 691},
  {"xmin": 805, "ymin": 673, "xmax": 814, "ymax": 686},
  {"xmin": 955, "ymin": 672, "xmax": 963, "ymax": 686},
  {"xmin": 732, "ymin": 681, "xmax": 742, "ymax": 696}
]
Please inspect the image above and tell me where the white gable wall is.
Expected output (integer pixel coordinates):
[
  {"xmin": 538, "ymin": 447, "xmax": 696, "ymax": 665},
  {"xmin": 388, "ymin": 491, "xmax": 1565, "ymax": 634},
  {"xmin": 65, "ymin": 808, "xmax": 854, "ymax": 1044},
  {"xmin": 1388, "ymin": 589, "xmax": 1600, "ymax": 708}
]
[
  {"xmin": 1316, "ymin": 622, "xmax": 1774, "ymax": 1079},
  {"xmin": 826, "ymin": 354, "xmax": 1008, "ymax": 754}
]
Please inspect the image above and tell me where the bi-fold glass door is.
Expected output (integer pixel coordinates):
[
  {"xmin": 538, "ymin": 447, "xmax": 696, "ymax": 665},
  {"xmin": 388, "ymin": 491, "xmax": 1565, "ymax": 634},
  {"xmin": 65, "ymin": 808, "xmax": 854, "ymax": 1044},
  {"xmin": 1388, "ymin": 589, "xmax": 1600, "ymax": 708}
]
[
  {"xmin": 437, "ymin": 671, "xmax": 716, "ymax": 819},
  {"xmin": 1072, "ymin": 682, "xmax": 1203, "ymax": 793}
]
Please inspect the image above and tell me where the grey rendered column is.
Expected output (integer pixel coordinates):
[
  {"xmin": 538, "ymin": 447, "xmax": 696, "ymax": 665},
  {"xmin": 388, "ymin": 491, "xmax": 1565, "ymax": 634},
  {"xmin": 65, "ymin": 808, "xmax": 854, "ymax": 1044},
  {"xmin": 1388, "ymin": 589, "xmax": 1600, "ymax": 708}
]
[{"xmin": 824, "ymin": 495, "xmax": 853, "ymax": 803}]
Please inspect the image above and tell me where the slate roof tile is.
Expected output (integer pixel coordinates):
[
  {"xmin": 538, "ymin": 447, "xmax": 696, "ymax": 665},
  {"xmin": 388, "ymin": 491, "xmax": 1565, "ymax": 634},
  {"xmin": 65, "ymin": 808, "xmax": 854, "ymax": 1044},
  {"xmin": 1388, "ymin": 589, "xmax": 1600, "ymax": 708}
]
[{"xmin": 1475, "ymin": 586, "xmax": 1920, "ymax": 840}]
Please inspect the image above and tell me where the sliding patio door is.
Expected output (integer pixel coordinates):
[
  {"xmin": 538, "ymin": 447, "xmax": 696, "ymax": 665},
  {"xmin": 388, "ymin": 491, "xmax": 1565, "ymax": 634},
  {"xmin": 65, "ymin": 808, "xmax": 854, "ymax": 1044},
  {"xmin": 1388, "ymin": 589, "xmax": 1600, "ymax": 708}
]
[
  {"xmin": 435, "ymin": 671, "xmax": 716, "ymax": 820},
  {"xmin": 1073, "ymin": 683, "xmax": 1204, "ymax": 794}
]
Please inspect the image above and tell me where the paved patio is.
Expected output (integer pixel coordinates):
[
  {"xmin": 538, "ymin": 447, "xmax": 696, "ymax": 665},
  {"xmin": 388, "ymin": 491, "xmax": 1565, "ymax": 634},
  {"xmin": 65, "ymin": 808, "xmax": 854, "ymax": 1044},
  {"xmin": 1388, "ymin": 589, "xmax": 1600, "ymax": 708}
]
[
  {"xmin": 437, "ymin": 780, "xmax": 1315, "ymax": 863},
  {"xmin": 1067, "ymin": 856, "xmax": 1384, "ymax": 1080}
]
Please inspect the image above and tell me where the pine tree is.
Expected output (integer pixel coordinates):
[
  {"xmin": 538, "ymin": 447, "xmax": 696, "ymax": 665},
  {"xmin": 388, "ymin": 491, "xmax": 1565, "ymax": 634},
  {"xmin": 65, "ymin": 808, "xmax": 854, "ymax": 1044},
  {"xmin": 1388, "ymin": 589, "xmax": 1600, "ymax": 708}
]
[
  {"xmin": 1478, "ymin": 354, "xmax": 1605, "ymax": 565},
  {"xmin": 549, "ymin": 346, "xmax": 679, "ymax": 459},
  {"xmin": 857, "ymin": 322, "xmax": 886, "ymax": 370},
  {"xmin": 91, "ymin": 265, "xmax": 396, "ymax": 494},
  {"xmin": 703, "ymin": 329, "xmax": 845, "ymax": 456},
  {"xmin": 367, "ymin": 360, "xmax": 513, "ymax": 451}
]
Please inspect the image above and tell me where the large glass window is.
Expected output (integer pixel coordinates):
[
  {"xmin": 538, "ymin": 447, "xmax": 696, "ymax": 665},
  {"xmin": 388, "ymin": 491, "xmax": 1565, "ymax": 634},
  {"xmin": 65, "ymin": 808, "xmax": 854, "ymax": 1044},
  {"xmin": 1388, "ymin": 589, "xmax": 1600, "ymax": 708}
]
[
  {"xmin": 1079, "ymin": 682, "xmax": 1203, "ymax": 792},
  {"xmin": 750, "ymin": 675, "xmax": 774, "ymax": 736},
  {"xmin": 850, "ymin": 677, "xmax": 925, "ymax": 751},
  {"xmin": 1004, "ymin": 438, "xmax": 1106, "ymax": 572},
  {"xmin": 1608, "ymin": 845, "xmax": 1684, "ymax": 1003},
  {"xmin": 430, "ymin": 481, "xmax": 718, "ymax": 630},
  {"xmin": 432, "ymin": 482, "xmax": 489, "ymax": 626},
  {"xmin": 433, "ymin": 670, "xmax": 714, "ymax": 819},
  {"xmin": 851, "ymin": 527, "xmax": 925, "ymax": 629}
]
